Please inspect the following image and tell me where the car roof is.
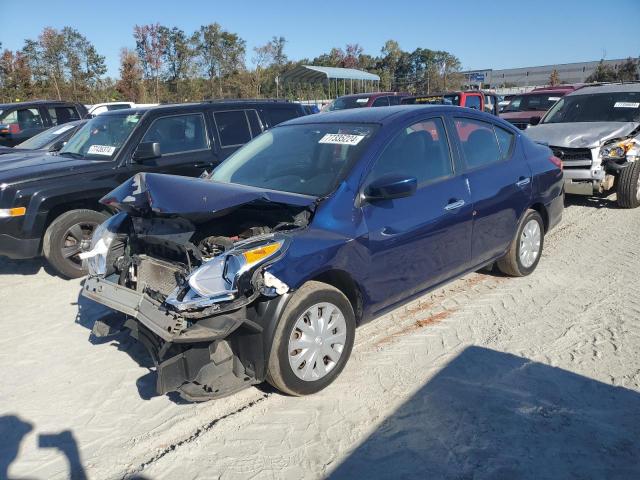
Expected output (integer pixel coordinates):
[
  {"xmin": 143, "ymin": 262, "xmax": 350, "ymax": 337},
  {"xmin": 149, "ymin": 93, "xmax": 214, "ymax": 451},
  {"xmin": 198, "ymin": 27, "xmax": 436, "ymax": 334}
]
[
  {"xmin": 0, "ymin": 100, "xmax": 77, "ymax": 109},
  {"xmin": 334, "ymin": 92, "xmax": 406, "ymax": 100},
  {"xmin": 567, "ymin": 83, "xmax": 640, "ymax": 96},
  {"xmin": 282, "ymin": 105, "xmax": 476, "ymax": 126},
  {"xmin": 98, "ymin": 100, "xmax": 303, "ymax": 117}
]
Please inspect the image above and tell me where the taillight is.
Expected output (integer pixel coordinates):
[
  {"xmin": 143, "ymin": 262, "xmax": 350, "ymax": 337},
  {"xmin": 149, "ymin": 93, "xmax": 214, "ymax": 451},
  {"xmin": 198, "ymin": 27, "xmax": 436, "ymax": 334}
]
[
  {"xmin": 549, "ymin": 155, "xmax": 563, "ymax": 170},
  {"xmin": 8, "ymin": 123, "xmax": 21, "ymax": 135}
]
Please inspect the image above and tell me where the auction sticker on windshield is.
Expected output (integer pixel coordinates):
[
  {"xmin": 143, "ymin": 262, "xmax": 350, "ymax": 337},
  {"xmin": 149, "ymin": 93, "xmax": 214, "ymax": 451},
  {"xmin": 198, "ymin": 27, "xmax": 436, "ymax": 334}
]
[
  {"xmin": 318, "ymin": 133, "xmax": 366, "ymax": 145},
  {"xmin": 614, "ymin": 102, "xmax": 640, "ymax": 108},
  {"xmin": 87, "ymin": 145, "xmax": 116, "ymax": 156},
  {"xmin": 51, "ymin": 124, "xmax": 76, "ymax": 135}
]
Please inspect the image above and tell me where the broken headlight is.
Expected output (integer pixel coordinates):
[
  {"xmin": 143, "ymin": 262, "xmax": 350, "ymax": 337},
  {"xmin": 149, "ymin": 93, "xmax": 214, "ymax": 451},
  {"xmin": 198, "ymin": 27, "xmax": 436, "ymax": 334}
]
[
  {"xmin": 600, "ymin": 138, "xmax": 639, "ymax": 161},
  {"xmin": 188, "ymin": 240, "xmax": 285, "ymax": 298},
  {"xmin": 80, "ymin": 213, "xmax": 127, "ymax": 276}
]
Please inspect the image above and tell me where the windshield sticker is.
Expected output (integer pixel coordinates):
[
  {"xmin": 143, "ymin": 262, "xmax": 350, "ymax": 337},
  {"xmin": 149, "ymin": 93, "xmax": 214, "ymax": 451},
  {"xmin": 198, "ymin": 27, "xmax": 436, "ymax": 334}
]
[
  {"xmin": 126, "ymin": 115, "xmax": 140, "ymax": 123},
  {"xmin": 87, "ymin": 144, "xmax": 116, "ymax": 156},
  {"xmin": 318, "ymin": 133, "xmax": 366, "ymax": 146},
  {"xmin": 548, "ymin": 97, "xmax": 561, "ymax": 101},
  {"xmin": 614, "ymin": 102, "xmax": 640, "ymax": 108},
  {"xmin": 355, "ymin": 98, "xmax": 369, "ymax": 103},
  {"xmin": 51, "ymin": 124, "xmax": 75, "ymax": 135}
]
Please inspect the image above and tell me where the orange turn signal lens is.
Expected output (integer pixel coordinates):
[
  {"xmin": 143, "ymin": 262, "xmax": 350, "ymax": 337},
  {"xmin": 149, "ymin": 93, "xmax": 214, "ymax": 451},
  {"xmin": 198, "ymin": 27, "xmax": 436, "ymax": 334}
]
[
  {"xmin": 0, "ymin": 207, "xmax": 26, "ymax": 217},
  {"xmin": 241, "ymin": 242, "xmax": 282, "ymax": 264}
]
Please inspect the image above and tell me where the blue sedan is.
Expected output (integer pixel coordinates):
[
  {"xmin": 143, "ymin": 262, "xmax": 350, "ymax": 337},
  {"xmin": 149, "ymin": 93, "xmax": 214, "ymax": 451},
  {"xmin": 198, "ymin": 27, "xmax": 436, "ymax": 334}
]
[{"xmin": 83, "ymin": 105, "xmax": 564, "ymax": 400}]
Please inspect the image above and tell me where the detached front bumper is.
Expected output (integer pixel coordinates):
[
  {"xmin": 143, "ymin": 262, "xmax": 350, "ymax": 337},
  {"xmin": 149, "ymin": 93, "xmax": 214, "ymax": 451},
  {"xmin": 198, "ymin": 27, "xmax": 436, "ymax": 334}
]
[{"xmin": 82, "ymin": 276, "xmax": 245, "ymax": 343}]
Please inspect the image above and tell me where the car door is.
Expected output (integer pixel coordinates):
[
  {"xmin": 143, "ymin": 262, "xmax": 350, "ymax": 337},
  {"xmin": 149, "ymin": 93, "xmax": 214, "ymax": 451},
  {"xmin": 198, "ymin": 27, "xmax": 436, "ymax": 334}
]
[
  {"xmin": 362, "ymin": 116, "xmax": 473, "ymax": 313},
  {"xmin": 131, "ymin": 111, "xmax": 217, "ymax": 177},
  {"xmin": 451, "ymin": 116, "xmax": 531, "ymax": 265}
]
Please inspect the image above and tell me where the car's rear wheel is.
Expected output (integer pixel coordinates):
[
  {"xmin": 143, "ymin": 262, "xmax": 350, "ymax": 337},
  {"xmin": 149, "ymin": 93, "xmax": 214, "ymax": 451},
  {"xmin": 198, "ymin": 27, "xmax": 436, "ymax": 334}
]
[
  {"xmin": 496, "ymin": 209, "xmax": 544, "ymax": 277},
  {"xmin": 43, "ymin": 209, "xmax": 109, "ymax": 279},
  {"xmin": 267, "ymin": 281, "xmax": 355, "ymax": 396},
  {"xmin": 616, "ymin": 161, "xmax": 640, "ymax": 209}
]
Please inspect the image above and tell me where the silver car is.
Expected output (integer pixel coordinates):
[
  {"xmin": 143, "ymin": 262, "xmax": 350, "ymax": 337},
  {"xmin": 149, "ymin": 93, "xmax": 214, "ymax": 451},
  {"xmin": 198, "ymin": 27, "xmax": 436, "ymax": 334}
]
[{"xmin": 526, "ymin": 83, "xmax": 640, "ymax": 208}]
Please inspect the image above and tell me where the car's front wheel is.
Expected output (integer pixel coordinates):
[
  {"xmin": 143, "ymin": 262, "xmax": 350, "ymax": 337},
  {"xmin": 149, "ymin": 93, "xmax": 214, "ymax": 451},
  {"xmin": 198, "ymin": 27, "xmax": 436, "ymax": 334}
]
[
  {"xmin": 496, "ymin": 209, "xmax": 545, "ymax": 277},
  {"xmin": 43, "ymin": 209, "xmax": 109, "ymax": 279},
  {"xmin": 267, "ymin": 281, "xmax": 355, "ymax": 396},
  {"xmin": 616, "ymin": 161, "xmax": 640, "ymax": 209}
]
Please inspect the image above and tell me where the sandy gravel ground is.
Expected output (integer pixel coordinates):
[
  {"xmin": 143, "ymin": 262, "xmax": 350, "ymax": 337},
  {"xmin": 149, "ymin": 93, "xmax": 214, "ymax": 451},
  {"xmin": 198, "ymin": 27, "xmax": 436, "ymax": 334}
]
[{"xmin": 1, "ymin": 194, "xmax": 639, "ymax": 480}]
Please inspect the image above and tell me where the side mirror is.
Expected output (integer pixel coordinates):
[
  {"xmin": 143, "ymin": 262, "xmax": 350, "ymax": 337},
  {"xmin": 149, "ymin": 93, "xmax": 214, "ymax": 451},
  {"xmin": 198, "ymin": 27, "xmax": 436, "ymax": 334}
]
[
  {"xmin": 132, "ymin": 142, "xmax": 161, "ymax": 162},
  {"xmin": 529, "ymin": 116, "xmax": 541, "ymax": 126},
  {"xmin": 364, "ymin": 174, "xmax": 417, "ymax": 202}
]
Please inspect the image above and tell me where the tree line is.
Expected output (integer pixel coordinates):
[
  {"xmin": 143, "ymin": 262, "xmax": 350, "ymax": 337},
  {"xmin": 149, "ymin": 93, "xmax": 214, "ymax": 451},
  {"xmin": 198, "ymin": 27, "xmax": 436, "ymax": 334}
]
[{"xmin": 0, "ymin": 24, "xmax": 466, "ymax": 104}]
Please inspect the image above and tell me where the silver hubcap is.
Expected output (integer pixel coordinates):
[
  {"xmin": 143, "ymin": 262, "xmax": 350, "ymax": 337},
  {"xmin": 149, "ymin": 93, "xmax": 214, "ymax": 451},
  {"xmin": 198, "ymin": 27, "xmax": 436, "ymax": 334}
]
[
  {"xmin": 288, "ymin": 302, "xmax": 347, "ymax": 381},
  {"xmin": 519, "ymin": 219, "xmax": 541, "ymax": 268},
  {"xmin": 636, "ymin": 174, "xmax": 640, "ymax": 201}
]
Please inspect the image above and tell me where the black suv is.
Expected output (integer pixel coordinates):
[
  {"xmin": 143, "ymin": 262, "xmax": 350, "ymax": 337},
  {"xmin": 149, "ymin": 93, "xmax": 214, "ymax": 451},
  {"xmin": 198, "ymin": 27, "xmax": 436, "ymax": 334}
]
[
  {"xmin": 0, "ymin": 100, "xmax": 88, "ymax": 146},
  {"xmin": 0, "ymin": 100, "xmax": 306, "ymax": 277}
]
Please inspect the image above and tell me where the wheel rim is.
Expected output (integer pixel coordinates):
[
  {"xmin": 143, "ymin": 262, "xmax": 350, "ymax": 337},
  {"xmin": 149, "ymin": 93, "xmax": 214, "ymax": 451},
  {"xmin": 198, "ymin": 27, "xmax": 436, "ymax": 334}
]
[
  {"xmin": 636, "ymin": 173, "xmax": 640, "ymax": 201},
  {"xmin": 61, "ymin": 221, "xmax": 99, "ymax": 269},
  {"xmin": 288, "ymin": 302, "xmax": 347, "ymax": 382},
  {"xmin": 519, "ymin": 219, "xmax": 541, "ymax": 268}
]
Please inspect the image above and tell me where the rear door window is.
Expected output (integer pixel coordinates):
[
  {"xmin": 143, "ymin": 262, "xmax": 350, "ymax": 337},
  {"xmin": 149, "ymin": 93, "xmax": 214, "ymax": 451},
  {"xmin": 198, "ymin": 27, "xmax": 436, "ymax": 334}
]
[
  {"xmin": 494, "ymin": 126, "xmax": 515, "ymax": 160},
  {"xmin": 214, "ymin": 110, "xmax": 252, "ymax": 147},
  {"xmin": 266, "ymin": 107, "xmax": 300, "ymax": 127},
  {"xmin": 372, "ymin": 96, "xmax": 390, "ymax": 107},
  {"xmin": 453, "ymin": 117, "xmax": 502, "ymax": 169},
  {"xmin": 142, "ymin": 113, "xmax": 208, "ymax": 155},
  {"xmin": 48, "ymin": 106, "xmax": 81, "ymax": 126},
  {"xmin": 246, "ymin": 110, "xmax": 264, "ymax": 137}
]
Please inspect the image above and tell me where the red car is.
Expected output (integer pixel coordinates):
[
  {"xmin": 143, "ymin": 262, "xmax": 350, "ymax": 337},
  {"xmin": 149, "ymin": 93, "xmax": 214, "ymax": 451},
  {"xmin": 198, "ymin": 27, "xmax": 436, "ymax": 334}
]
[
  {"xmin": 325, "ymin": 92, "xmax": 410, "ymax": 111},
  {"xmin": 401, "ymin": 91, "xmax": 499, "ymax": 116},
  {"xmin": 500, "ymin": 86, "xmax": 581, "ymax": 130}
]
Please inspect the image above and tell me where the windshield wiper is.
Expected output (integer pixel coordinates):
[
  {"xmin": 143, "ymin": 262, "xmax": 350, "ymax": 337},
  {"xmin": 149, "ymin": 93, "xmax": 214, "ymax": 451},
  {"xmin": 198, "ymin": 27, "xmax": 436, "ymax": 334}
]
[{"xmin": 58, "ymin": 151, "xmax": 85, "ymax": 159}]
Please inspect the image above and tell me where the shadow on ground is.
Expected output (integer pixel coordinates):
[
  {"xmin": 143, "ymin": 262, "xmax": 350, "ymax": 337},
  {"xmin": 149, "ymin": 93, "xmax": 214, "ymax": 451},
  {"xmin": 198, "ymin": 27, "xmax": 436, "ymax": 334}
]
[
  {"xmin": 564, "ymin": 193, "xmax": 619, "ymax": 209},
  {"xmin": 0, "ymin": 256, "xmax": 46, "ymax": 276},
  {"xmin": 329, "ymin": 346, "xmax": 640, "ymax": 480}
]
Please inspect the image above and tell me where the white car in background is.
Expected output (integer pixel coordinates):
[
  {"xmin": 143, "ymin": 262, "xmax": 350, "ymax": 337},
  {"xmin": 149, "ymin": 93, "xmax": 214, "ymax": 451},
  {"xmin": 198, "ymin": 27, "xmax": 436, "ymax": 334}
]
[{"xmin": 86, "ymin": 102, "xmax": 159, "ymax": 117}]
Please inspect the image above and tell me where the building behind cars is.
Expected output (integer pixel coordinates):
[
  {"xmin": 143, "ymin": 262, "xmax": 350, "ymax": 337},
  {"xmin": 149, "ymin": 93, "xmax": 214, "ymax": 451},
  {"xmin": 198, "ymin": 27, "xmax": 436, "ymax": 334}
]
[
  {"xmin": 526, "ymin": 83, "xmax": 640, "ymax": 207},
  {"xmin": 500, "ymin": 86, "xmax": 579, "ymax": 130},
  {"xmin": 0, "ymin": 100, "xmax": 88, "ymax": 146},
  {"xmin": 0, "ymin": 99, "xmax": 307, "ymax": 278}
]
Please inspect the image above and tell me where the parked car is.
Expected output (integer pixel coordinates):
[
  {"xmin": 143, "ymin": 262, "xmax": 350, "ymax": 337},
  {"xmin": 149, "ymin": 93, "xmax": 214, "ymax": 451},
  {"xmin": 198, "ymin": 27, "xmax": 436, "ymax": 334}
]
[
  {"xmin": 526, "ymin": 83, "xmax": 640, "ymax": 207},
  {"xmin": 401, "ymin": 91, "xmax": 499, "ymax": 116},
  {"xmin": 0, "ymin": 100, "xmax": 307, "ymax": 278},
  {"xmin": 501, "ymin": 86, "xmax": 579, "ymax": 130},
  {"xmin": 0, "ymin": 100, "xmax": 88, "ymax": 146},
  {"xmin": 0, "ymin": 119, "xmax": 87, "ymax": 156},
  {"xmin": 325, "ymin": 92, "xmax": 410, "ymax": 111},
  {"xmin": 81, "ymin": 105, "xmax": 563, "ymax": 401}
]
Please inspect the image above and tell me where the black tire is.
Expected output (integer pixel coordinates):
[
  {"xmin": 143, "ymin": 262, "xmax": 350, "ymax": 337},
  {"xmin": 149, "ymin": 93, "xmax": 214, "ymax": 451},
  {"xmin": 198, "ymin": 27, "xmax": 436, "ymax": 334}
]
[
  {"xmin": 616, "ymin": 161, "xmax": 640, "ymax": 209},
  {"xmin": 496, "ymin": 209, "xmax": 544, "ymax": 277},
  {"xmin": 43, "ymin": 209, "xmax": 109, "ymax": 279},
  {"xmin": 266, "ymin": 281, "xmax": 355, "ymax": 396}
]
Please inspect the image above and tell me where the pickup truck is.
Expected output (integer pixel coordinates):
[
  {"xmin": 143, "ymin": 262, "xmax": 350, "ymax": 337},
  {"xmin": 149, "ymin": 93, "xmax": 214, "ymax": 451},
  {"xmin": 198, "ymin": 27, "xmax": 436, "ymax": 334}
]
[
  {"xmin": 401, "ymin": 91, "xmax": 499, "ymax": 116},
  {"xmin": 0, "ymin": 100, "xmax": 307, "ymax": 277}
]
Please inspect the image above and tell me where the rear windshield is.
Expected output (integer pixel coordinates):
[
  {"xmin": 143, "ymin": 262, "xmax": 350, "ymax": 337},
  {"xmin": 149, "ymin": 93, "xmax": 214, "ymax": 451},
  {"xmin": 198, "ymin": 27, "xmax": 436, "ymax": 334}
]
[
  {"xmin": 327, "ymin": 97, "xmax": 369, "ymax": 111},
  {"xmin": 542, "ymin": 92, "xmax": 640, "ymax": 123},
  {"xmin": 504, "ymin": 93, "xmax": 564, "ymax": 112}
]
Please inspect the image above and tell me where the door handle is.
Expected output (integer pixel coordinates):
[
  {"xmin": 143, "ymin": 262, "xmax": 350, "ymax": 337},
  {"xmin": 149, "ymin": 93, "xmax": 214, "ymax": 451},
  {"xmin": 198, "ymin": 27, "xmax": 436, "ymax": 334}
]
[
  {"xmin": 516, "ymin": 177, "xmax": 531, "ymax": 187},
  {"xmin": 444, "ymin": 199, "xmax": 465, "ymax": 211}
]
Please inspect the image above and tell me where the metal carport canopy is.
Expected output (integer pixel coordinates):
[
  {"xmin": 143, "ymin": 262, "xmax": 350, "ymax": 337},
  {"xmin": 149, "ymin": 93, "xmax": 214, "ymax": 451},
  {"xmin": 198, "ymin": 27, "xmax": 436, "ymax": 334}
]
[{"xmin": 281, "ymin": 65, "xmax": 380, "ymax": 83}]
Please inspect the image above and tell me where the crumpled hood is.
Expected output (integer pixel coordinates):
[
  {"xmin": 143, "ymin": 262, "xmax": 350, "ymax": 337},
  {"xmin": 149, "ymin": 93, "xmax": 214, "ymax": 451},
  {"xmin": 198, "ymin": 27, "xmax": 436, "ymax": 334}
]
[
  {"xmin": 101, "ymin": 172, "xmax": 317, "ymax": 219},
  {"xmin": 526, "ymin": 122, "xmax": 640, "ymax": 148}
]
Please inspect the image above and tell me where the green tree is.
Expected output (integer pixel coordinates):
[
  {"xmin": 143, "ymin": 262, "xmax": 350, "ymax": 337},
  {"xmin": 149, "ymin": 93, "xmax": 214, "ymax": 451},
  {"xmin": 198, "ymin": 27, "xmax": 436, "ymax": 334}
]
[
  {"xmin": 133, "ymin": 23, "xmax": 166, "ymax": 102},
  {"xmin": 586, "ymin": 60, "xmax": 618, "ymax": 83},
  {"xmin": 116, "ymin": 48, "xmax": 144, "ymax": 101},
  {"xmin": 617, "ymin": 57, "xmax": 639, "ymax": 82}
]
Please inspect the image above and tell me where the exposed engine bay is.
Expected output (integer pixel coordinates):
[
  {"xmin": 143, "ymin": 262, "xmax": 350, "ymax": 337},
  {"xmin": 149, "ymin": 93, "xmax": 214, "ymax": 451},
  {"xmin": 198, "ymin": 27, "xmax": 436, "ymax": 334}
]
[{"xmin": 81, "ymin": 173, "xmax": 315, "ymax": 401}]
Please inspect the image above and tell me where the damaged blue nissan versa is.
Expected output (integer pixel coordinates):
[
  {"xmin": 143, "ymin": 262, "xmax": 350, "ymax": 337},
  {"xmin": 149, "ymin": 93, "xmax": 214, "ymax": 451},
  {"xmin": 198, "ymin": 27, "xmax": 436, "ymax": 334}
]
[{"xmin": 82, "ymin": 105, "xmax": 563, "ymax": 401}]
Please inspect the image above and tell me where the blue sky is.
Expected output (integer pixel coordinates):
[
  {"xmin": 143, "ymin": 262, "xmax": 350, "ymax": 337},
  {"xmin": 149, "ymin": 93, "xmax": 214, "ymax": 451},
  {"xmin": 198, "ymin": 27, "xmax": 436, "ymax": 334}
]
[{"xmin": 1, "ymin": 0, "xmax": 639, "ymax": 77}]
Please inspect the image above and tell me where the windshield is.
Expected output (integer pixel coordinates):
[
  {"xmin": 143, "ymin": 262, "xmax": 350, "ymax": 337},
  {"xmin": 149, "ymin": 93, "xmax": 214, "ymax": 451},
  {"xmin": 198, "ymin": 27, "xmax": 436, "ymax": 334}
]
[
  {"xmin": 210, "ymin": 123, "xmax": 378, "ymax": 196},
  {"xmin": 59, "ymin": 113, "xmax": 142, "ymax": 159},
  {"xmin": 442, "ymin": 94, "xmax": 460, "ymax": 105},
  {"xmin": 542, "ymin": 92, "xmax": 640, "ymax": 124},
  {"xmin": 327, "ymin": 97, "xmax": 370, "ymax": 111},
  {"xmin": 17, "ymin": 123, "xmax": 78, "ymax": 150},
  {"xmin": 504, "ymin": 93, "xmax": 564, "ymax": 112}
]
